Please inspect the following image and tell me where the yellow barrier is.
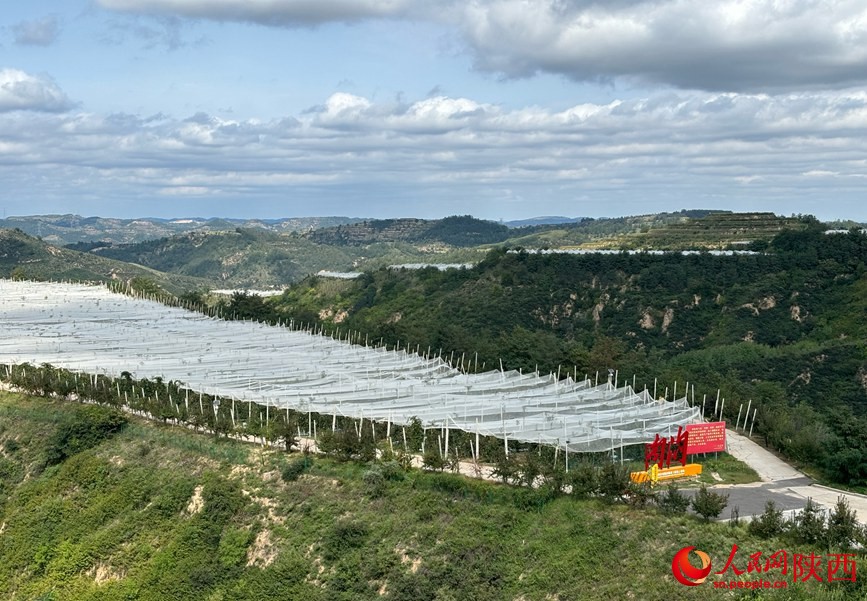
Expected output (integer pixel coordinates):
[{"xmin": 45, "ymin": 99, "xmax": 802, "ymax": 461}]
[{"xmin": 630, "ymin": 463, "xmax": 702, "ymax": 484}]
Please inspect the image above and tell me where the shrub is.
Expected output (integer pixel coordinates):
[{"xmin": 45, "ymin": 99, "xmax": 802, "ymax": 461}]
[
  {"xmin": 517, "ymin": 452, "xmax": 542, "ymax": 487},
  {"xmin": 490, "ymin": 450, "xmax": 519, "ymax": 484},
  {"xmin": 567, "ymin": 461, "xmax": 598, "ymax": 498},
  {"xmin": 422, "ymin": 446, "xmax": 447, "ymax": 472},
  {"xmin": 598, "ymin": 463, "xmax": 631, "ymax": 503},
  {"xmin": 379, "ymin": 460, "xmax": 405, "ymax": 481},
  {"xmin": 201, "ymin": 473, "xmax": 246, "ymax": 522},
  {"xmin": 362, "ymin": 466, "xmax": 386, "ymax": 497},
  {"xmin": 281, "ymin": 455, "xmax": 312, "ymax": 482},
  {"xmin": 656, "ymin": 484, "xmax": 691, "ymax": 515},
  {"xmin": 790, "ymin": 497, "xmax": 826, "ymax": 545},
  {"xmin": 748, "ymin": 500, "xmax": 787, "ymax": 539},
  {"xmin": 827, "ymin": 496, "xmax": 860, "ymax": 549},
  {"xmin": 625, "ymin": 481, "xmax": 655, "ymax": 508},
  {"xmin": 323, "ymin": 520, "xmax": 368, "ymax": 560},
  {"xmin": 317, "ymin": 428, "xmax": 375, "ymax": 462},
  {"xmin": 44, "ymin": 405, "xmax": 127, "ymax": 466},
  {"xmin": 691, "ymin": 485, "xmax": 729, "ymax": 521}
]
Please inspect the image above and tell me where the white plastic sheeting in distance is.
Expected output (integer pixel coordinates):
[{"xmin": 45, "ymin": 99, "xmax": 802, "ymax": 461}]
[{"xmin": 0, "ymin": 280, "xmax": 701, "ymax": 452}]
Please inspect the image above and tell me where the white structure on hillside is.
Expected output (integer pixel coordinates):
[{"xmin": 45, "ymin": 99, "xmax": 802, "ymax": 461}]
[{"xmin": 0, "ymin": 280, "xmax": 701, "ymax": 453}]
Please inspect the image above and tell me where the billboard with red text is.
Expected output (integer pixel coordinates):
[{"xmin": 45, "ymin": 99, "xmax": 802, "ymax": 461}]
[{"xmin": 685, "ymin": 421, "xmax": 726, "ymax": 454}]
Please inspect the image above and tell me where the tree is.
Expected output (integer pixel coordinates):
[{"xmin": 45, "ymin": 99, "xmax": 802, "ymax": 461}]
[
  {"xmin": 791, "ymin": 497, "xmax": 826, "ymax": 545},
  {"xmin": 748, "ymin": 500, "xmax": 787, "ymax": 539},
  {"xmin": 656, "ymin": 483, "xmax": 690, "ymax": 515},
  {"xmin": 827, "ymin": 496, "xmax": 860, "ymax": 550},
  {"xmin": 598, "ymin": 462, "xmax": 631, "ymax": 503},
  {"xmin": 691, "ymin": 485, "xmax": 728, "ymax": 521}
]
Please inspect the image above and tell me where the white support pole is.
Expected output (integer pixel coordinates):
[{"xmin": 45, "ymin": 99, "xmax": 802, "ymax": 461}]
[
  {"xmin": 749, "ymin": 408, "xmax": 758, "ymax": 438},
  {"xmin": 475, "ymin": 424, "xmax": 480, "ymax": 462}
]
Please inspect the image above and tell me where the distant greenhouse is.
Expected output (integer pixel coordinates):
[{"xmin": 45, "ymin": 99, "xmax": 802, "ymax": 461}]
[{"xmin": 0, "ymin": 280, "xmax": 701, "ymax": 453}]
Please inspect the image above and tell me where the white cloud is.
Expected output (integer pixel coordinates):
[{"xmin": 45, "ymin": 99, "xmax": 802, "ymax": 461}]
[
  {"xmin": 12, "ymin": 15, "xmax": 61, "ymax": 46},
  {"xmin": 456, "ymin": 0, "xmax": 867, "ymax": 91},
  {"xmin": 96, "ymin": 0, "xmax": 867, "ymax": 92},
  {"xmin": 1, "ymin": 89, "xmax": 866, "ymax": 219},
  {"xmin": 0, "ymin": 69, "xmax": 72, "ymax": 113}
]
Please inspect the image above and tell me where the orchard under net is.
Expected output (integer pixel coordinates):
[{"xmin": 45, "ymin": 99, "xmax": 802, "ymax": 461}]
[{"xmin": 0, "ymin": 280, "xmax": 701, "ymax": 452}]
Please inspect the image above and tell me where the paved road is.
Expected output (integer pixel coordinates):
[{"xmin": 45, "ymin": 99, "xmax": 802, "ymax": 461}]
[{"xmin": 710, "ymin": 429, "xmax": 867, "ymax": 524}]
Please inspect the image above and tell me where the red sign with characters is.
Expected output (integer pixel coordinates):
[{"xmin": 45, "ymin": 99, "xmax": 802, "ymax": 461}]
[
  {"xmin": 644, "ymin": 426, "xmax": 689, "ymax": 470},
  {"xmin": 685, "ymin": 421, "xmax": 726, "ymax": 454}
]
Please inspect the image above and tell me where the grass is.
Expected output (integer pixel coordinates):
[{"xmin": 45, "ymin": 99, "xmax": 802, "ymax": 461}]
[
  {"xmin": 622, "ymin": 452, "xmax": 761, "ymax": 487},
  {"xmin": 0, "ymin": 391, "xmax": 862, "ymax": 601},
  {"xmin": 696, "ymin": 453, "xmax": 762, "ymax": 485}
]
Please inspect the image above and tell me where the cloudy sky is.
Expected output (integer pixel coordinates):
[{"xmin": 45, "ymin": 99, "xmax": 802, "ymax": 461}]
[{"xmin": 2, "ymin": 1, "xmax": 866, "ymax": 221}]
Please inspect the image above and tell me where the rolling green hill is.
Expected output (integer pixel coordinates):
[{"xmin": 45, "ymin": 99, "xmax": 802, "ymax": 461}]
[
  {"xmin": 253, "ymin": 221, "xmax": 867, "ymax": 487},
  {"xmin": 307, "ymin": 215, "xmax": 512, "ymax": 247},
  {"xmin": 87, "ymin": 228, "xmax": 486, "ymax": 289},
  {"xmin": 70, "ymin": 212, "xmax": 817, "ymax": 289},
  {"xmin": 0, "ymin": 228, "xmax": 210, "ymax": 294}
]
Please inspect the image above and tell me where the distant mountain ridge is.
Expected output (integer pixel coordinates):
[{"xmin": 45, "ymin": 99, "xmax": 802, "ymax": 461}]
[
  {"xmin": 504, "ymin": 216, "xmax": 586, "ymax": 228},
  {"xmin": 0, "ymin": 215, "xmax": 363, "ymax": 246},
  {"xmin": 1, "ymin": 210, "xmax": 841, "ymax": 289}
]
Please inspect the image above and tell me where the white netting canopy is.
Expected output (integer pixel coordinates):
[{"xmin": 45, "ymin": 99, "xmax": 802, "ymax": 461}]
[{"xmin": 0, "ymin": 280, "xmax": 701, "ymax": 452}]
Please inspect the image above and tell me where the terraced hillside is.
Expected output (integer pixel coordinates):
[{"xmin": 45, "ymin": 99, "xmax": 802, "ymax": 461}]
[{"xmin": 583, "ymin": 212, "xmax": 809, "ymax": 250}]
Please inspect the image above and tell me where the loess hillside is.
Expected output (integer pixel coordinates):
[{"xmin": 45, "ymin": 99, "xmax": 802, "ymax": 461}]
[{"xmin": 0, "ymin": 391, "xmax": 862, "ymax": 601}]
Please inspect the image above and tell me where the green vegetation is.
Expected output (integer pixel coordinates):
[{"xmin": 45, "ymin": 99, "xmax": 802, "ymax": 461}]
[
  {"xmin": 697, "ymin": 453, "xmax": 761, "ymax": 485},
  {"xmin": 580, "ymin": 212, "xmax": 809, "ymax": 250},
  {"xmin": 0, "ymin": 228, "xmax": 210, "ymax": 294},
  {"xmin": 1, "ymin": 214, "xmax": 363, "ymax": 246},
  {"xmin": 260, "ymin": 222, "xmax": 867, "ymax": 488},
  {"xmin": 90, "ymin": 227, "xmax": 485, "ymax": 288},
  {"xmin": 1, "ymin": 390, "xmax": 865, "ymax": 600},
  {"xmin": 691, "ymin": 485, "xmax": 730, "ymax": 521},
  {"xmin": 37, "ymin": 211, "xmax": 817, "ymax": 289}
]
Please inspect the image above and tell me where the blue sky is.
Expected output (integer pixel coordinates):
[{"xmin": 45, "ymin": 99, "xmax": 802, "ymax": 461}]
[{"xmin": 2, "ymin": 1, "xmax": 867, "ymax": 221}]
